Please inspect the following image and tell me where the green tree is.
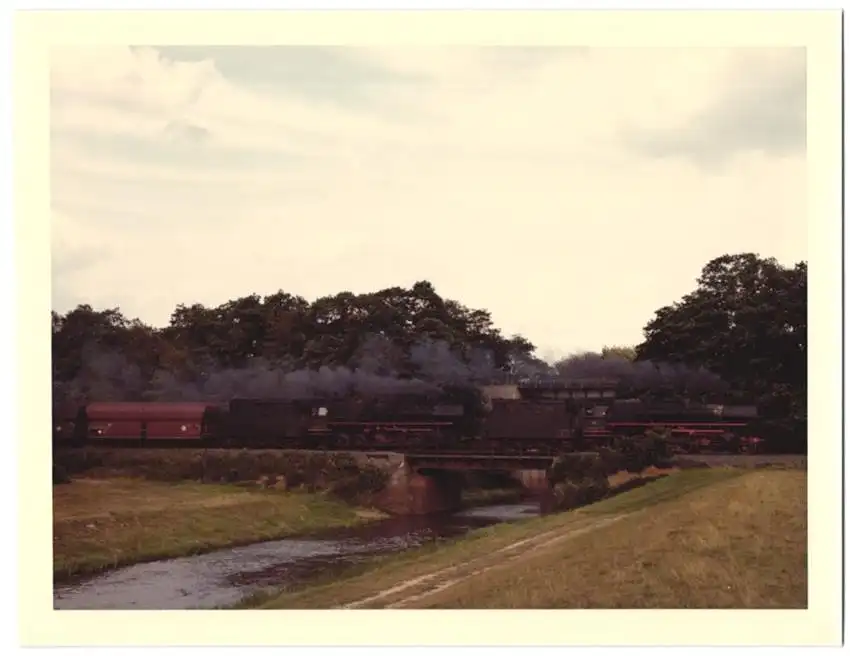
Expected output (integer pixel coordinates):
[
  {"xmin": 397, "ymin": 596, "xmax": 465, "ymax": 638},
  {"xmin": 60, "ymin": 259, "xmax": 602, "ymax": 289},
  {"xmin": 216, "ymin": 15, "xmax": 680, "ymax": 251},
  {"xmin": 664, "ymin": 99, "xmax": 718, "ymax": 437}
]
[
  {"xmin": 601, "ymin": 345, "xmax": 637, "ymax": 361},
  {"xmin": 635, "ymin": 252, "xmax": 807, "ymax": 450},
  {"xmin": 52, "ymin": 280, "xmax": 541, "ymax": 401}
]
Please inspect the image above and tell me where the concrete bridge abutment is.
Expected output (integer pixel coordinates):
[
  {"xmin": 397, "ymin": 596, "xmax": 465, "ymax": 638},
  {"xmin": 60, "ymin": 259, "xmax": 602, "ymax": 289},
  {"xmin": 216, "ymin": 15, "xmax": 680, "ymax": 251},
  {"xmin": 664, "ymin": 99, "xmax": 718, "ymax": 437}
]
[
  {"xmin": 351, "ymin": 452, "xmax": 559, "ymax": 516},
  {"xmin": 511, "ymin": 469, "xmax": 558, "ymax": 514},
  {"xmin": 511, "ymin": 469, "xmax": 550, "ymax": 493},
  {"xmin": 363, "ymin": 453, "xmax": 464, "ymax": 516}
]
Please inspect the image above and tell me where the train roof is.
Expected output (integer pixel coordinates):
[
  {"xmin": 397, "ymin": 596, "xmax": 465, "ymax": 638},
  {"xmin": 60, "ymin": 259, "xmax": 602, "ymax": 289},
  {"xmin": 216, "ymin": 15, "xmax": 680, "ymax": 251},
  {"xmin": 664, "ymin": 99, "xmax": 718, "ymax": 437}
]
[{"xmin": 85, "ymin": 402, "xmax": 214, "ymax": 420}]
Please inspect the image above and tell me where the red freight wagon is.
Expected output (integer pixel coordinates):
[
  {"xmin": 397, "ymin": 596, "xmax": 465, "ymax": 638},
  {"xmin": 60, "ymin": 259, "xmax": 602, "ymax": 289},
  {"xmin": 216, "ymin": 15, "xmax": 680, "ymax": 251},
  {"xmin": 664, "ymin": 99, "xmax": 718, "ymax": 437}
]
[{"xmin": 84, "ymin": 402, "xmax": 214, "ymax": 441}]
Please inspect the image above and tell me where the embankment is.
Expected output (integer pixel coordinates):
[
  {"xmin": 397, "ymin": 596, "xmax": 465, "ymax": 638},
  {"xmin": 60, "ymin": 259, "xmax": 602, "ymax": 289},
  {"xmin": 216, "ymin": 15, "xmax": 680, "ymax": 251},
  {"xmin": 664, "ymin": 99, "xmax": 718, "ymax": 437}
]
[
  {"xmin": 52, "ymin": 477, "xmax": 391, "ymax": 581},
  {"xmin": 52, "ymin": 447, "xmax": 526, "ymax": 579},
  {"xmin": 251, "ymin": 466, "xmax": 807, "ymax": 609}
]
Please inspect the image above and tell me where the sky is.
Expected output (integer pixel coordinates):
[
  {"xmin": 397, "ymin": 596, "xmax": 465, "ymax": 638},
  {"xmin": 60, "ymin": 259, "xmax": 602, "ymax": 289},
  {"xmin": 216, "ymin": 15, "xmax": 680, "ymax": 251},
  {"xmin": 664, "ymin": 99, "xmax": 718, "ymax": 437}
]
[{"xmin": 50, "ymin": 46, "xmax": 807, "ymax": 362}]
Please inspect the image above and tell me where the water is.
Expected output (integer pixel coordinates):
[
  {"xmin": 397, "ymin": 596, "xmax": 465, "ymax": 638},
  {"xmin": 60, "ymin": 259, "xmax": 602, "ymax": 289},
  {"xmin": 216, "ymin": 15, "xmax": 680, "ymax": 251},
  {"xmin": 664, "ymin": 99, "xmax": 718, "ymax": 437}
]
[{"xmin": 53, "ymin": 501, "xmax": 540, "ymax": 610}]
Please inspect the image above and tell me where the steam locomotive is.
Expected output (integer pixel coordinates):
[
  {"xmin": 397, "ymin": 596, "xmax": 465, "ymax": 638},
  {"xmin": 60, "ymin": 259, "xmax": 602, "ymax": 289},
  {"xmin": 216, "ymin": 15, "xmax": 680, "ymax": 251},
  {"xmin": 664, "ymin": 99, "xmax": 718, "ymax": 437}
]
[{"xmin": 52, "ymin": 380, "xmax": 763, "ymax": 456}]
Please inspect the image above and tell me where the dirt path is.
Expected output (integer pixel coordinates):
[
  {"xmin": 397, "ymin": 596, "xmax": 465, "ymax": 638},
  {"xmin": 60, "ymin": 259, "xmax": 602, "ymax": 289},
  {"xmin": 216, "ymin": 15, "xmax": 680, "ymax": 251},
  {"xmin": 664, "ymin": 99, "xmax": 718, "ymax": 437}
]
[{"xmin": 337, "ymin": 513, "xmax": 629, "ymax": 609}]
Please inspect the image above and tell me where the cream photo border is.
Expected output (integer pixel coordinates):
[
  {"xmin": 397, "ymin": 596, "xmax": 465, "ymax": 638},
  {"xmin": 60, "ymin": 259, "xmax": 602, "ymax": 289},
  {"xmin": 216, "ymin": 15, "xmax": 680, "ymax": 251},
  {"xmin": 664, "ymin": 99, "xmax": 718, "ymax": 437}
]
[{"xmin": 13, "ymin": 8, "xmax": 843, "ymax": 648}]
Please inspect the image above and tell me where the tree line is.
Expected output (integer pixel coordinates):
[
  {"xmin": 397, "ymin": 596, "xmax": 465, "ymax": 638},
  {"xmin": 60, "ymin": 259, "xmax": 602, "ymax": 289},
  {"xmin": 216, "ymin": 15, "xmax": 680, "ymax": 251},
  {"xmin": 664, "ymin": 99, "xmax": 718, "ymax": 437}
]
[{"xmin": 51, "ymin": 253, "xmax": 807, "ymax": 450}]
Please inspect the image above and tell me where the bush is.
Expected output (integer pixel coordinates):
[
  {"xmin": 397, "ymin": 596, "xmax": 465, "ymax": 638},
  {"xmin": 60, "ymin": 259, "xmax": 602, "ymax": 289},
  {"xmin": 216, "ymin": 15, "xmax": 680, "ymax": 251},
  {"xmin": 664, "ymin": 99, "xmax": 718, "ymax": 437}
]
[
  {"xmin": 549, "ymin": 476, "xmax": 611, "ymax": 511},
  {"xmin": 547, "ymin": 453, "xmax": 608, "ymax": 485},
  {"xmin": 51, "ymin": 447, "xmax": 392, "ymax": 502},
  {"xmin": 611, "ymin": 430, "xmax": 672, "ymax": 473},
  {"xmin": 596, "ymin": 446, "xmax": 626, "ymax": 475},
  {"xmin": 327, "ymin": 465, "xmax": 390, "ymax": 502},
  {"xmin": 551, "ymin": 480, "xmax": 582, "ymax": 509}
]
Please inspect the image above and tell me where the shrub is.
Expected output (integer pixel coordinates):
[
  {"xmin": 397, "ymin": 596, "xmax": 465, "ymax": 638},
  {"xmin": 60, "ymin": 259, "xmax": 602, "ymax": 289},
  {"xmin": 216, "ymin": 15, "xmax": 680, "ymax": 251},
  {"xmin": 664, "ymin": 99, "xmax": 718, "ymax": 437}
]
[
  {"xmin": 51, "ymin": 447, "xmax": 394, "ymax": 504},
  {"xmin": 547, "ymin": 452, "xmax": 607, "ymax": 485},
  {"xmin": 611, "ymin": 429, "xmax": 672, "ymax": 473},
  {"xmin": 549, "ymin": 476, "xmax": 611, "ymax": 511}
]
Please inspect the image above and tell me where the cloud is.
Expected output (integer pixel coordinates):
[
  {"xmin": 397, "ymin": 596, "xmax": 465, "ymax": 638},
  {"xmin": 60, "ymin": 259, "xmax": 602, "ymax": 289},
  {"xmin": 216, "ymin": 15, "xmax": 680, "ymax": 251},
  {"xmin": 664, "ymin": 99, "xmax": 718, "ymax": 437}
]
[
  {"xmin": 50, "ymin": 46, "xmax": 807, "ymax": 354},
  {"xmin": 152, "ymin": 46, "xmax": 431, "ymax": 110},
  {"xmin": 163, "ymin": 119, "xmax": 212, "ymax": 145},
  {"xmin": 623, "ymin": 48, "xmax": 806, "ymax": 168},
  {"xmin": 50, "ymin": 210, "xmax": 112, "ymax": 311}
]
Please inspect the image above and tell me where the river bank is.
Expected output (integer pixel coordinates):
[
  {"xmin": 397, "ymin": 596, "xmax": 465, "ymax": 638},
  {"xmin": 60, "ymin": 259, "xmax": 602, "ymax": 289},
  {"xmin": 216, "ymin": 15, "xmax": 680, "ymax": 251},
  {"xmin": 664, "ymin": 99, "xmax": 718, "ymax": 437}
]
[
  {"xmin": 53, "ymin": 463, "xmax": 682, "ymax": 610},
  {"xmin": 249, "ymin": 467, "xmax": 807, "ymax": 609},
  {"xmin": 53, "ymin": 496, "xmax": 544, "ymax": 610},
  {"xmin": 53, "ymin": 477, "xmax": 392, "ymax": 581},
  {"xmin": 52, "ymin": 446, "xmax": 400, "ymax": 581}
]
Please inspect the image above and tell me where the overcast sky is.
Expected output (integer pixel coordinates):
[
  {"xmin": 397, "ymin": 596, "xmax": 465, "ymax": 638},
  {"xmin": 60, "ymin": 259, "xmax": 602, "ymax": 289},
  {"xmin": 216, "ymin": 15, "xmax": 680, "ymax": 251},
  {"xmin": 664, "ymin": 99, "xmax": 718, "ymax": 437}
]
[{"xmin": 50, "ymin": 46, "xmax": 806, "ymax": 362}]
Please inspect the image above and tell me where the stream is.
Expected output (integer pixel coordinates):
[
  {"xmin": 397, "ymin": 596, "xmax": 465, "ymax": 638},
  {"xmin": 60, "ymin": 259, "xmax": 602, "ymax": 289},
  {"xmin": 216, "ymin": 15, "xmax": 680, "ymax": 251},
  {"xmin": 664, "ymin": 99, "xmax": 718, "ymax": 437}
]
[{"xmin": 53, "ymin": 501, "xmax": 540, "ymax": 610}]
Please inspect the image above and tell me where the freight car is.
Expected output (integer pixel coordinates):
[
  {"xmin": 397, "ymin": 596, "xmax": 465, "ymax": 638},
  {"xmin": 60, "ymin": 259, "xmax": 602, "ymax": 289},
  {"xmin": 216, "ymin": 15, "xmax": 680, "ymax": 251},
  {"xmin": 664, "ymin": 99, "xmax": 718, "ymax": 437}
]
[
  {"xmin": 51, "ymin": 385, "xmax": 494, "ymax": 452},
  {"xmin": 53, "ymin": 401, "xmax": 225, "ymax": 447}
]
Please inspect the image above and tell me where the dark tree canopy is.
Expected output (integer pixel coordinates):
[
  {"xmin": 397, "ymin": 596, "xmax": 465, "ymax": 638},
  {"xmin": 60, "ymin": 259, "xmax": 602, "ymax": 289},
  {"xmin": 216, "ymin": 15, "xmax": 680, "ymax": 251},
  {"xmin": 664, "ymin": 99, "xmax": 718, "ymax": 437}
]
[
  {"xmin": 51, "ymin": 254, "xmax": 807, "ymax": 452},
  {"xmin": 635, "ymin": 253, "xmax": 807, "ymax": 450},
  {"xmin": 51, "ymin": 281, "xmax": 538, "ymax": 404}
]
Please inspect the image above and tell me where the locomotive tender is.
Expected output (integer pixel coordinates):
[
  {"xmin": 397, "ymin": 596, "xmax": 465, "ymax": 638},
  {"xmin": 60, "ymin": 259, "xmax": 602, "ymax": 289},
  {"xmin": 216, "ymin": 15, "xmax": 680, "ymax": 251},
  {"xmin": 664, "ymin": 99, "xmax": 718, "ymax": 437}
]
[{"xmin": 52, "ymin": 379, "xmax": 763, "ymax": 456}]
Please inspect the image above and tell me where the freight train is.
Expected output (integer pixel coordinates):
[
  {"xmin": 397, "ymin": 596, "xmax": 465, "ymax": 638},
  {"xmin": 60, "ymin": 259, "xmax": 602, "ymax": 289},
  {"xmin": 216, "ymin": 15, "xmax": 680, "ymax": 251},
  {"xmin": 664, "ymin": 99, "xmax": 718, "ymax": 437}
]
[{"xmin": 51, "ymin": 381, "xmax": 764, "ymax": 456}]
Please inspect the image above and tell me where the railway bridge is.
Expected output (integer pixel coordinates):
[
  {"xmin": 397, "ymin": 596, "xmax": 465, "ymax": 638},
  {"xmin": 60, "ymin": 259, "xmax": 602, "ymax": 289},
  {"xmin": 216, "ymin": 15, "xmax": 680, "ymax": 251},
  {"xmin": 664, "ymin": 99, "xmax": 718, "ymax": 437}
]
[{"xmin": 352, "ymin": 451, "xmax": 562, "ymax": 515}]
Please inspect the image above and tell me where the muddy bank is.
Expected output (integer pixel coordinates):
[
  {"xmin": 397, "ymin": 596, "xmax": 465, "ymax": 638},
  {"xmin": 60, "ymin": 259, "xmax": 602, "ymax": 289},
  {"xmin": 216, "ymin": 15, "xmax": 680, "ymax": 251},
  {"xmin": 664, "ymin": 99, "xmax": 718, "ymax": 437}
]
[{"xmin": 53, "ymin": 501, "xmax": 541, "ymax": 610}]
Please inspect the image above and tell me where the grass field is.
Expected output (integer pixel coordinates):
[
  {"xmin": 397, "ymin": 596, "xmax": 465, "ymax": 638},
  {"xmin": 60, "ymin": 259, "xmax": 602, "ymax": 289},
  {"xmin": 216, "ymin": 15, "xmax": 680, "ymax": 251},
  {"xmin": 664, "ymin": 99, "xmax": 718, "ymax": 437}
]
[
  {"xmin": 53, "ymin": 477, "xmax": 387, "ymax": 581},
  {"xmin": 251, "ymin": 467, "xmax": 807, "ymax": 609}
]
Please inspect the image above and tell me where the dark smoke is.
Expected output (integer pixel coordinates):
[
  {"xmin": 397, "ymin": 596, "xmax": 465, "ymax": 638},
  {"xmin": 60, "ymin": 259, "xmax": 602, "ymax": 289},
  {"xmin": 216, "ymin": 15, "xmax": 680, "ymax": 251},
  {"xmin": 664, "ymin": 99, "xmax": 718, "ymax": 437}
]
[
  {"xmin": 408, "ymin": 338, "xmax": 501, "ymax": 385},
  {"xmin": 553, "ymin": 351, "xmax": 729, "ymax": 394},
  {"xmin": 53, "ymin": 335, "xmax": 729, "ymax": 407},
  {"xmin": 183, "ymin": 362, "xmax": 441, "ymax": 402},
  {"xmin": 55, "ymin": 343, "xmax": 147, "ymax": 403},
  {"xmin": 52, "ymin": 335, "xmax": 504, "ymax": 404}
]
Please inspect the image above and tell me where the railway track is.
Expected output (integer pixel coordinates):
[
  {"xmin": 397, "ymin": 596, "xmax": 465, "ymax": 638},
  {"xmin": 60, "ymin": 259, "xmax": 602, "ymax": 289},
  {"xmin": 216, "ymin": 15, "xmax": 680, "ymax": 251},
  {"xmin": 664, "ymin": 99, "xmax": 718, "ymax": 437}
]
[{"xmin": 53, "ymin": 439, "xmax": 804, "ymax": 468}]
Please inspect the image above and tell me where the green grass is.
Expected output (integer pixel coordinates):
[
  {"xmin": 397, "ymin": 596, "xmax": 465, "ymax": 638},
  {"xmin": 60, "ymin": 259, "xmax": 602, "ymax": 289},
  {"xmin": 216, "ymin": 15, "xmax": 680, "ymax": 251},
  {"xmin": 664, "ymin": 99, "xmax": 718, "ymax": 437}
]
[
  {"xmin": 53, "ymin": 477, "xmax": 387, "ymax": 581},
  {"xmin": 248, "ymin": 467, "xmax": 768, "ymax": 609},
  {"xmin": 416, "ymin": 469, "xmax": 807, "ymax": 609}
]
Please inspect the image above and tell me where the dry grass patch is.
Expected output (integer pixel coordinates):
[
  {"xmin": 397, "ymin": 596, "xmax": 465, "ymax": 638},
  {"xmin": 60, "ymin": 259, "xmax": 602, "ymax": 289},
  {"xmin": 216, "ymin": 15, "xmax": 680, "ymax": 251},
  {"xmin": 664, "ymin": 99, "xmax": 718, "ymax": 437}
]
[
  {"xmin": 255, "ymin": 468, "xmax": 744, "ymax": 609},
  {"xmin": 53, "ymin": 477, "xmax": 384, "ymax": 580},
  {"xmin": 416, "ymin": 469, "xmax": 806, "ymax": 609}
]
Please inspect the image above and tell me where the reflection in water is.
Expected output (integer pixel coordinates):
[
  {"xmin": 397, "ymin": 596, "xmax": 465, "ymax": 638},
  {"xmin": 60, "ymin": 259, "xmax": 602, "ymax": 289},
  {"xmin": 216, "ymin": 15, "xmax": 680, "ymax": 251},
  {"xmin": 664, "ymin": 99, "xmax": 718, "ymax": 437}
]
[{"xmin": 53, "ymin": 502, "xmax": 540, "ymax": 610}]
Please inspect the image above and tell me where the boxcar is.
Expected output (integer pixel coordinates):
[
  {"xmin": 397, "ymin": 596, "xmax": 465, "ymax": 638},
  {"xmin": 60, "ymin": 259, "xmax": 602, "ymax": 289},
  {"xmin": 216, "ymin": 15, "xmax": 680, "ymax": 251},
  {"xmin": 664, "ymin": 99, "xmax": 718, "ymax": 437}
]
[{"xmin": 82, "ymin": 402, "xmax": 217, "ymax": 444}]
